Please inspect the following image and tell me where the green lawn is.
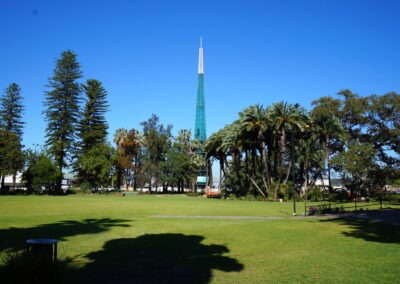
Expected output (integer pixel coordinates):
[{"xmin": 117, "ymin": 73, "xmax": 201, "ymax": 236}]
[{"xmin": 0, "ymin": 195, "xmax": 399, "ymax": 283}]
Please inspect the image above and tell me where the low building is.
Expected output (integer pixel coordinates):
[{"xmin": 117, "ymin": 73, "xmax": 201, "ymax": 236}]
[{"xmin": 2, "ymin": 172, "xmax": 24, "ymax": 189}]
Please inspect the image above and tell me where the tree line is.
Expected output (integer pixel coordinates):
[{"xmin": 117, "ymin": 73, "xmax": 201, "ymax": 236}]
[
  {"xmin": 0, "ymin": 49, "xmax": 399, "ymax": 197},
  {"xmin": 113, "ymin": 116, "xmax": 203, "ymax": 193},
  {"xmin": 0, "ymin": 50, "xmax": 202, "ymax": 194},
  {"xmin": 204, "ymin": 91, "xmax": 400, "ymax": 200}
]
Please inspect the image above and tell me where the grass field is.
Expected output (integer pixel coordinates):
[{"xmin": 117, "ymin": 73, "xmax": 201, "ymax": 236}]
[{"xmin": 0, "ymin": 195, "xmax": 399, "ymax": 283}]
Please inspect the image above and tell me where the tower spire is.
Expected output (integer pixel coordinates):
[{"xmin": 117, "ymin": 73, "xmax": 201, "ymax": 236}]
[{"xmin": 198, "ymin": 37, "xmax": 204, "ymax": 74}]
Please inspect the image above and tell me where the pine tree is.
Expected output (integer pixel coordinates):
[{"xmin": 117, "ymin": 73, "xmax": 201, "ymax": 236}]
[
  {"xmin": 76, "ymin": 79, "xmax": 110, "ymax": 185},
  {"xmin": 43, "ymin": 50, "xmax": 82, "ymax": 192},
  {"xmin": 78, "ymin": 79, "xmax": 109, "ymax": 152},
  {"xmin": 0, "ymin": 83, "xmax": 25, "ymax": 192},
  {"xmin": 0, "ymin": 83, "xmax": 25, "ymax": 136}
]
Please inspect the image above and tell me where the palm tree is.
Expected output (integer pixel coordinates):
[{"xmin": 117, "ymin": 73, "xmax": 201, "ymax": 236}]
[
  {"xmin": 176, "ymin": 129, "xmax": 191, "ymax": 147},
  {"xmin": 296, "ymin": 135, "xmax": 324, "ymax": 197},
  {"xmin": 268, "ymin": 102, "xmax": 308, "ymax": 199},
  {"xmin": 113, "ymin": 128, "xmax": 128, "ymax": 189},
  {"xmin": 175, "ymin": 129, "xmax": 194, "ymax": 159},
  {"xmin": 204, "ymin": 122, "xmax": 247, "ymax": 196},
  {"xmin": 130, "ymin": 129, "xmax": 144, "ymax": 190},
  {"xmin": 238, "ymin": 104, "xmax": 272, "ymax": 195},
  {"xmin": 222, "ymin": 122, "xmax": 250, "ymax": 196},
  {"xmin": 113, "ymin": 128, "xmax": 128, "ymax": 148},
  {"xmin": 204, "ymin": 129, "xmax": 227, "ymax": 191},
  {"xmin": 312, "ymin": 114, "xmax": 346, "ymax": 190},
  {"xmin": 173, "ymin": 129, "xmax": 204, "ymax": 191}
]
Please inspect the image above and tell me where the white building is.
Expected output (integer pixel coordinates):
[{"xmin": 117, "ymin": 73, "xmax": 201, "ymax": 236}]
[{"xmin": 2, "ymin": 172, "xmax": 23, "ymax": 188}]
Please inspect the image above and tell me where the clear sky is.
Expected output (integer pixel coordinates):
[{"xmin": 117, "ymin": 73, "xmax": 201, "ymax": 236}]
[{"xmin": 1, "ymin": 0, "xmax": 400, "ymax": 150}]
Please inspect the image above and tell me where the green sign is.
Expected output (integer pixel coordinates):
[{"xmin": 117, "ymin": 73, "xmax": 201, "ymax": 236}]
[{"xmin": 197, "ymin": 176, "xmax": 207, "ymax": 183}]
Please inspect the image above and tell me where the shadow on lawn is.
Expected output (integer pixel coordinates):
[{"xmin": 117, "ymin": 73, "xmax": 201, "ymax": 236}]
[
  {"xmin": 320, "ymin": 212, "xmax": 400, "ymax": 244},
  {"xmin": 0, "ymin": 218, "xmax": 131, "ymax": 253},
  {"xmin": 70, "ymin": 233, "xmax": 244, "ymax": 284}
]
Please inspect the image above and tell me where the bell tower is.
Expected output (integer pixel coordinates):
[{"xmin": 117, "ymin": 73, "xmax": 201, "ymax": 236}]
[
  {"xmin": 194, "ymin": 38, "xmax": 206, "ymax": 141},
  {"xmin": 194, "ymin": 38, "xmax": 212, "ymax": 190}
]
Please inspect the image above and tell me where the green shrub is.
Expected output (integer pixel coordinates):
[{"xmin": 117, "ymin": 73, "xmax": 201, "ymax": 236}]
[
  {"xmin": 79, "ymin": 182, "xmax": 92, "ymax": 193},
  {"xmin": 276, "ymin": 182, "xmax": 293, "ymax": 201},
  {"xmin": 220, "ymin": 190, "xmax": 234, "ymax": 199},
  {"xmin": 307, "ymin": 186, "xmax": 324, "ymax": 201},
  {"xmin": 387, "ymin": 194, "xmax": 400, "ymax": 205},
  {"xmin": 238, "ymin": 194, "xmax": 266, "ymax": 201}
]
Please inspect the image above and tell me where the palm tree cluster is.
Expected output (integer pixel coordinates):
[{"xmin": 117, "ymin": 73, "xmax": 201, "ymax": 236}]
[
  {"xmin": 204, "ymin": 101, "xmax": 336, "ymax": 199},
  {"xmin": 204, "ymin": 91, "xmax": 400, "ymax": 200}
]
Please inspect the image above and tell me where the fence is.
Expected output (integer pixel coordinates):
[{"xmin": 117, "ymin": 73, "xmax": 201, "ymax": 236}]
[{"xmin": 304, "ymin": 200, "xmax": 387, "ymax": 216}]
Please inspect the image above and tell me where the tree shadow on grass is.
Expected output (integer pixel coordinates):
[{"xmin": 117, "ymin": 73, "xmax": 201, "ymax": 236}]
[
  {"xmin": 72, "ymin": 233, "xmax": 244, "ymax": 284},
  {"xmin": 0, "ymin": 218, "xmax": 131, "ymax": 253},
  {"xmin": 320, "ymin": 211, "xmax": 400, "ymax": 244}
]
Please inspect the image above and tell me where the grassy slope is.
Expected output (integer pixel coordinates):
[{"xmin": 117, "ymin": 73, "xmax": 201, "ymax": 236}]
[{"xmin": 0, "ymin": 195, "xmax": 399, "ymax": 283}]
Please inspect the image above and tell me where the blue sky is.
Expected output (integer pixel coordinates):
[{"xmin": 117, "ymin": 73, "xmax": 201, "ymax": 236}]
[{"xmin": 1, "ymin": 0, "xmax": 400, "ymax": 149}]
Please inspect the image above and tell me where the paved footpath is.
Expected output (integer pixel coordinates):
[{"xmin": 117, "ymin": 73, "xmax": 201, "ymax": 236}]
[
  {"xmin": 151, "ymin": 215, "xmax": 284, "ymax": 220},
  {"xmin": 152, "ymin": 209, "xmax": 400, "ymax": 226},
  {"xmin": 329, "ymin": 209, "xmax": 400, "ymax": 226}
]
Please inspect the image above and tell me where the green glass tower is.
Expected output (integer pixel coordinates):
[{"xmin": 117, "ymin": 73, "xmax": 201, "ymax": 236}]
[
  {"xmin": 194, "ymin": 38, "xmax": 212, "ymax": 190},
  {"xmin": 194, "ymin": 38, "xmax": 206, "ymax": 142}
]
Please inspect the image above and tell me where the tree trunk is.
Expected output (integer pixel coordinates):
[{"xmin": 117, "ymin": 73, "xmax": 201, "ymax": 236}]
[
  {"xmin": 0, "ymin": 175, "xmax": 5, "ymax": 193},
  {"xmin": 283, "ymin": 161, "xmax": 292, "ymax": 185},
  {"xmin": 148, "ymin": 178, "xmax": 152, "ymax": 194},
  {"xmin": 1, "ymin": 175, "xmax": 5, "ymax": 191},
  {"xmin": 280, "ymin": 127, "xmax": 286, "ymax": 172},
  {"xmin": 117, "ymin": 169, "xmax": 122, "ymax": 190},
  {"xmin": 250, "ymin": 177, "xmax": 266, "ymax": 198},
  {"xmin": 219, "ymin": 163, "xmax": 223, "ymax": 191},
  {"xmin": 303, "ymin": 167, "xmax": 308, "ymax": 198},
  {"xmin": 12, "ymin": 174, "xmax": 16, "ymax": 190},
  {"xmin": 261, "ymin": 175, "xmax": 269, "ymax": 196},
  {"xmin": 208, "ymin": 158, "xmax": 213, "ymax": 188},
  {"xmin": 133, "ymin": 172, "xmax": 137, "ymax": 191},
  {"xmin": 323, "ymin": 141, "xmax": 333, "ymax": 192},
  {"xmin": 273, "ymin": 175, "xmax": 282, "ymax": 200},
  {"xmin": 260, "ymin": 142, "xmax": 271, "ymax": 192},
  {"xmin": 55, "ymin": 175, "xmax": 62, "ymax": 195},
  {"xmin": 328, "ymin": 162, "xmax": 333, "ymax": 192}
]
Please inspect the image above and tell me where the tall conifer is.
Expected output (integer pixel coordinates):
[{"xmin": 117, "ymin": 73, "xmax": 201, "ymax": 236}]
[
  {"xmin": 0, "ymin": 83, "xmax": 25, "ymax": 191},
  {"xmin": 0, "ymin": 83, "xmax": 25, "ymax": 136},
  {"xmin": 78, "ymin": 79, "xmax": 109, "ymax": 152},
  {"xmin": 76, "ymin": 79, "xmax": 109, "ymax": 185},
  {"xmin": 43, "ymin": 50, "xmax": 82, "ymax": 192}
]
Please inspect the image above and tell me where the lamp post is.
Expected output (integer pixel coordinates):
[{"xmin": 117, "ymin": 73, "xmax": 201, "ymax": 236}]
[
  {"xmin": 293, "ymin": 184, "xmax": 297, "ymax": 216},
  {"xmin": 291, "ymin": 131, "xmax": 296, "ymax": 216}
]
